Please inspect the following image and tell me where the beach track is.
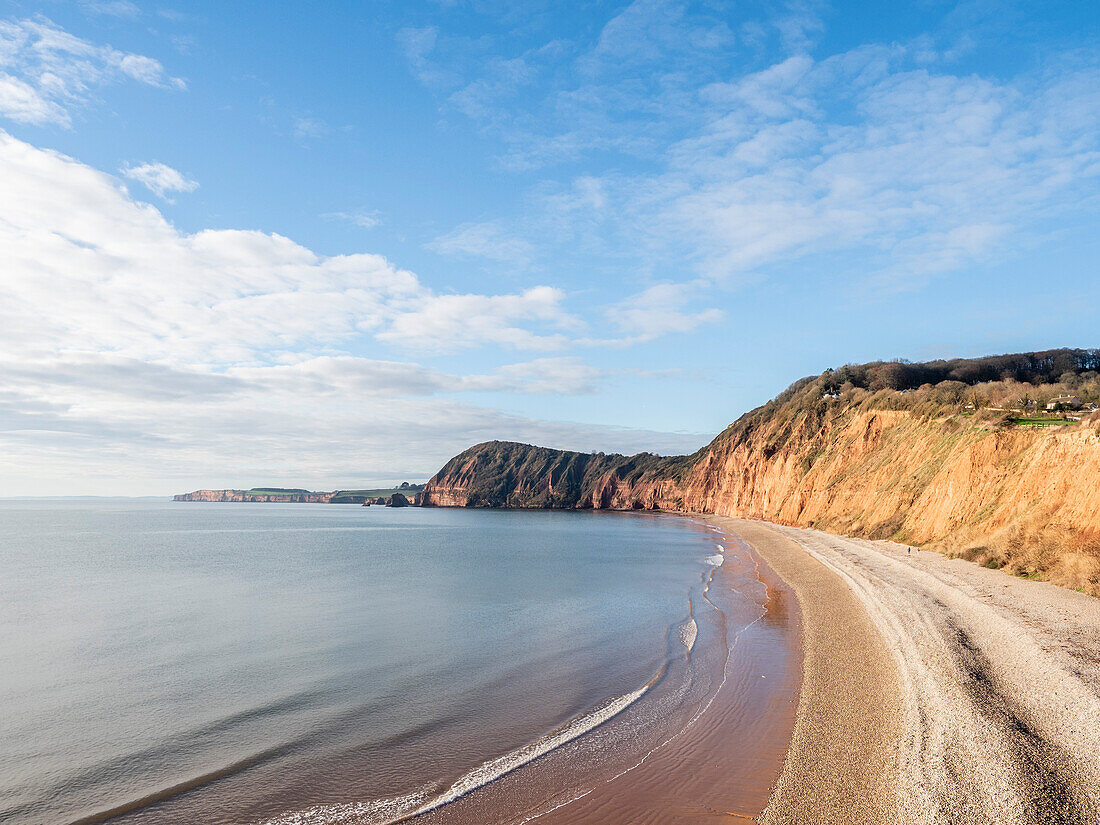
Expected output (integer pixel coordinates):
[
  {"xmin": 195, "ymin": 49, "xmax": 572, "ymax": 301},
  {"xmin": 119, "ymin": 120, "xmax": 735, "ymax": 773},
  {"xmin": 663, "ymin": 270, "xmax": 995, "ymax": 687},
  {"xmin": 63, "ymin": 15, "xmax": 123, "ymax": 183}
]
[{"xmin": 721, "ymin": 518, "xmax": 1100, "ymax": 825}]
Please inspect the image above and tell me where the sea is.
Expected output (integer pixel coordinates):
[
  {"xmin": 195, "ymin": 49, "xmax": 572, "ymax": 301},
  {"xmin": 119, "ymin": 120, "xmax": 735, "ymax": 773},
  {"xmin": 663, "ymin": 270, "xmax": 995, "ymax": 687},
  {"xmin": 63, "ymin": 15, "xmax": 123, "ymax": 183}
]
[{"xmin": 0, "ymin": 500, "xmax": 798, "ymax": 825}]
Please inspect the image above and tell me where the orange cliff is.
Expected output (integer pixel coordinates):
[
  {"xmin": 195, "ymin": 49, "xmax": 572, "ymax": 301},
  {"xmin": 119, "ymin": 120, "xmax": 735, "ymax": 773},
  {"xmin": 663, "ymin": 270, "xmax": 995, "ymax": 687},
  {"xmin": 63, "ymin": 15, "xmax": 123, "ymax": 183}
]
[{"xmin": 422, "ymin": 353, "xmax": 1100, "ymax": 594}]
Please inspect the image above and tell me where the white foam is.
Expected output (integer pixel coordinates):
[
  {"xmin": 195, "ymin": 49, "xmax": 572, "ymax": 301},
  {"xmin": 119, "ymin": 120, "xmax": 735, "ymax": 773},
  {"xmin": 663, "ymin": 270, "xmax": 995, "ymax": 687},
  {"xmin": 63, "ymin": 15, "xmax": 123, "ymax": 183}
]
[
  {"xmin": 258, "ymin": 791, "xmax": 427, "ymax": 825},
  {"xmin": 677, "ymin": 618, "xmax": 698, "ymax": 652},
  {"xmin": 261, "ymin": 528, "xmax": 730, "ymax": 825}
]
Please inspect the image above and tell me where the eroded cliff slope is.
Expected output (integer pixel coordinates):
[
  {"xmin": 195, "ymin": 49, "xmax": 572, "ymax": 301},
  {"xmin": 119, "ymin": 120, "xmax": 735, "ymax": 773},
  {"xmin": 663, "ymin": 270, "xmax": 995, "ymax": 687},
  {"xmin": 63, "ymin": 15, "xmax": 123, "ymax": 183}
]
[{"xmin": 422, "ymin": 350, "xmax": 1100, "ymax": 593}]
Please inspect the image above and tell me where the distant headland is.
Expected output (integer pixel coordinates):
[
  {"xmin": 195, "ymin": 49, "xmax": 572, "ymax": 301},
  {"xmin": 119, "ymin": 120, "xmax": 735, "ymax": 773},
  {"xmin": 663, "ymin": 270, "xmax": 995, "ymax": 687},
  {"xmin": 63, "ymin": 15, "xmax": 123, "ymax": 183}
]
[{"xmin": 173, "ymin": 483, "xmax": 423, "ymax": 506}]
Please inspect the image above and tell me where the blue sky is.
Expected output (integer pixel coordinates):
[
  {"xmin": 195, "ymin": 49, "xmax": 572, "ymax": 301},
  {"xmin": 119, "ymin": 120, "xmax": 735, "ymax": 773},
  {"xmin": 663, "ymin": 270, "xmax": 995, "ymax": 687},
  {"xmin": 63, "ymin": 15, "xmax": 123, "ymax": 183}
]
[{"xmin": 0, "ymin": 0, "xmax": 1097, "ymax": 494}]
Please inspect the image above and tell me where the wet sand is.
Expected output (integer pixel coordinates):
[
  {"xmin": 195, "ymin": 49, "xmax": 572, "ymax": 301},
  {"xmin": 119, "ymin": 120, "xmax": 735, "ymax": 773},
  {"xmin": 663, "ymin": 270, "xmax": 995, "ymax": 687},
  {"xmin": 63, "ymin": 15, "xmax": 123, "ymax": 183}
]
[
  {"xmin": 115, "ymin": 511, "xmax": 1100, "ymax": 824},
  {"xmin": 716, "ymin": 519, "xmax": 904, "ymax": 824},
  {"xmin": 528, "ymin": 548, "xmax": 801, "ymax": 825},
  {"xmin": 435, "ymin": 515, "xmax": 1100, "ymax": 824}
]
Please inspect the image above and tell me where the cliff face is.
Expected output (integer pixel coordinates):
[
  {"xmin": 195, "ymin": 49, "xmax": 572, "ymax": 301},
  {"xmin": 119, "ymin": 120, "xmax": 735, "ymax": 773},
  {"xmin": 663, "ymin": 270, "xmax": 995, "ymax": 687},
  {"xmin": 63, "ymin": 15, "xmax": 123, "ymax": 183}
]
[
  {"xmin": 421, "ymin": 441, "xmax": 688, "ymax": 510},
  {"xmin": 174, "ymin": 489, "xmax": 336, "ymax": 503},
  {"xmin": 422, "ymin": 403, "xmax": 1100, "ymax": 594}
]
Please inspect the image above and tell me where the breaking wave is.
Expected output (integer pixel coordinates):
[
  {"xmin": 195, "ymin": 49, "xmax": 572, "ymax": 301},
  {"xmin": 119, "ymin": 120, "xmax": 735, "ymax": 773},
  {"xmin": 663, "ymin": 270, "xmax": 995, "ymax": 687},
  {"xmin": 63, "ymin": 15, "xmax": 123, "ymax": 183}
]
[
  {"xmin": 258, "ymin": 676, "xmax": 660, "ymax": 825},
  {"xmin": 259, "ymin": 792, "xmax": 428, "ymax": 825},
  {"xmin": 403, "ymin": 675, "xmax": 657, "ymax": 820}
]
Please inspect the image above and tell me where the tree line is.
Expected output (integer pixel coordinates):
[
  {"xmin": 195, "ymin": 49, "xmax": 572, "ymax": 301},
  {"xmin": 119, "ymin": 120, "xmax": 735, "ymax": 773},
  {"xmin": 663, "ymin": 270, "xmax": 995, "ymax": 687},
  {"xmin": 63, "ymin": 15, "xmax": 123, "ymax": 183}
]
[{"xmin": 821, "ymin": 349, "xmax": 1100, "ymax": 394}]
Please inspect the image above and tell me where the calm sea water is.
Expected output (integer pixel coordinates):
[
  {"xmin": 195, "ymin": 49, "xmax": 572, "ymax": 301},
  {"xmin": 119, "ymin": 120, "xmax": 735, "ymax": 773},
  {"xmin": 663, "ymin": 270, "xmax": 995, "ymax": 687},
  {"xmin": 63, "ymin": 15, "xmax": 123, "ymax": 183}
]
[{"xmin": 0, "ymin": 501, "xmax": 731, "ymax": 825}]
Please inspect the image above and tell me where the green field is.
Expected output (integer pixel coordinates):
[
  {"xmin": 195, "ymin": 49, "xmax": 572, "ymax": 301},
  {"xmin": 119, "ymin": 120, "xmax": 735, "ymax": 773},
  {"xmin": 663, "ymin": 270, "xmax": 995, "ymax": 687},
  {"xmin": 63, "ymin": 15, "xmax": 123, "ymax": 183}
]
[
  {"xmin": 333, "ymin": 487, "xmax": 423, "ymax": 497},
  {"xmin": 1008, "ymin": 417, "xmax": 1073, "ymax": 426}
]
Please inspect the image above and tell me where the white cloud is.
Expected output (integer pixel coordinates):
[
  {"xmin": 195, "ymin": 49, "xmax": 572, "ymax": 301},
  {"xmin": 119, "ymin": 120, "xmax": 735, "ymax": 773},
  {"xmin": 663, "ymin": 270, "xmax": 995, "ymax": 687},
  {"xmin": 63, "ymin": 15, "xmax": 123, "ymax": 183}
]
[
  {"xmin": 292, "ymin": 116, "xmax": 328, "ymax": 140},
  {"xmin": 773, "ymin": 0, "xmax": 826, "ymax": 54},
  {"xmin": 0, "ymin": 131, "xmax": 711, "ymax": 494},
  {"xmin": 448, "ymin": 55, "xmax": 537, "ymax": 120},
  {"xmin": 225, "ymin": 355, "xmax": 602, "ymax": 397},
  {"xmin": 0, "ymin": 376, "xmax": 711, "ymax": 495},
  {"xmin": 399, "ymin": 5, "xmax": 1100, "ymax": 294},
  {"xmin": 428, "ymin": 220, "xmax": 536, "ymax": 266},
  {"xmin": 121, "ymin": 161, "xmax": 198, "ymax": 198},
  {"xmin": 664, "ymin": 55, "xmax": 1100, "ymax": 286},
  {"xmin": 0, "ymin": 132, "xmax": 582, "ymax": 361},
  {"xmin": 396, "ymin": 26, "xmax": 446, "ymax": 87},
  {"xmin": 0, "ymin": 350, "xmax": 698, "ymax": 496},
  {"xmin": 0, "ymin": 73, "xmax": 67, "ymax": 124},
  {"xmin": 583, "ymin": 0, "xmax": 734, "ymax": 70},
  {"xmin": 0, "ymin": 17, "xmax": 184, "ymax": 127},
  {"xmin": 476, "ymin": 358, "xmax": 604, "ymax": 395},
  {"xmin": 602, "ymin": 283, "xmax": 723, "ymax": 344}
]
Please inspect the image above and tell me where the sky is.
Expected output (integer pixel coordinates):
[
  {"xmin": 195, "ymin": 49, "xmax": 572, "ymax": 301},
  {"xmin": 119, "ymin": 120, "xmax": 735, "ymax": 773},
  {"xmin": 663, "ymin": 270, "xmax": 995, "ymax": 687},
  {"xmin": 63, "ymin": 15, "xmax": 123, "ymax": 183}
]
[{"xmin": 0, "ymin": 0, "xmax": 1097, "ymax": 495}]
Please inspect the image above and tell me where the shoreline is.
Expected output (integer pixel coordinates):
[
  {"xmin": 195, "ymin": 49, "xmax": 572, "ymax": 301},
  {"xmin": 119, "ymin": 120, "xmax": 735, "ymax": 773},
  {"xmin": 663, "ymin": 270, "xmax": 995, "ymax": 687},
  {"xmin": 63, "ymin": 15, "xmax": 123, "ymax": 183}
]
[
  {"xmin": 524, "ymin": 520, "xmax": 802, "ymax": 824},
  {"xmin": 14, "ymin": 507, "xmax": 757, "ymax": 825},
  {"xmin": 715, "ymin": 518, "xmax": 904, "ymax": 824},
  {"xmin": 384, "ymin": 513, "xmax": 803, "ymax": 825}
]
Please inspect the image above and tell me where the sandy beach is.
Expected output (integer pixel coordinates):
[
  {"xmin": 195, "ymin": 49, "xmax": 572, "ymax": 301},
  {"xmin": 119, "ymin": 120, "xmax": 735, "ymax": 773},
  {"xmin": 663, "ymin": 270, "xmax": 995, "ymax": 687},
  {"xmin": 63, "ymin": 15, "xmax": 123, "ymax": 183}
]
[{"xmin": 723, "ymin": 518, "xmax": 1100, "ymax": 825}]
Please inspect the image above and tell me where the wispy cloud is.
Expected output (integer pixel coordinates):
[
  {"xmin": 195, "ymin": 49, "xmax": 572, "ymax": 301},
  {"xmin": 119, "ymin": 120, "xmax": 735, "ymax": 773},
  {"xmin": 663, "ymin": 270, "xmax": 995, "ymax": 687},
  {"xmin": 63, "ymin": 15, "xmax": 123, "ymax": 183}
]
[
  {"xmin": 78, "ymin": 0, "xmax": 141, "ymax": 19},
  {"xmin": 428, "ymin": 220, "xmax": 536, "ymax": 266},
  {"xmin": 397, "ymin": 1, "xmax": 1100, "ymax": 294},
  {"xmin": 225, "ymin": 355, "xmax": 603, "ymax": 398},
  {"xmin": 396, "ymin": 26, "xmax": 447, "ymax": 87},
  {"xmin": 377, "ymin": 287, "xmax": 577, "ymax": 352},
  {"xmin": 292, "ymin": 115, "xmax": 328, "ymax": 141},
  {"xmin": 0, "ymin": 377, "xmax": 710, "ymax": 495},
  {"xmin": 603, "ymin": 283, "xmax": 723, "ymax": 343},
  {"xmin": 121, "ymin": 161, "xmax": 198, "ymax": 199},
  {"xmin": 663, "ymin": 51, "xmax": 1100, "ymax": 287},
  {"xmin": 0, "ymin": 16, "xmax": 184, "ymax": 127},
  {"xmin": 323, "ymin": 210, "xmax": 382, "ymax": 229}
]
